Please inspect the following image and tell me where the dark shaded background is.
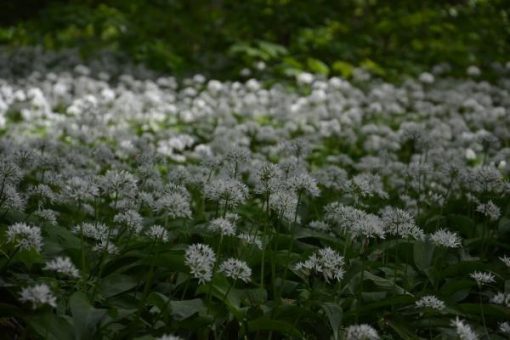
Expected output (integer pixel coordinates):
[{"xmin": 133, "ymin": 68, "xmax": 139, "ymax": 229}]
[{"xmin": 0, "ymin": 0, "xmax": 509, "ymax": 79}]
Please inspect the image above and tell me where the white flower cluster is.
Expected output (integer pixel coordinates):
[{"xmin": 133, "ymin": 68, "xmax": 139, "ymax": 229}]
[
  {"xmin": 430, "ymin": 229, "xmax": 462, "ymax": 248},
  {"xmin": 19, "ymin": 283, "xmax": 57, "ymax": 309},
  {"xmin": 44, "ymin": 256, "xmax": 80, "ymax": 278},
  {"xmin": 470, "ymin": 271, "xmax": 496, "ymax": 286},
  {"xmin": 184, "ymin": 243, "xmax": 216, "ymax": 284},
  {"xmin": 208, "ymin": 218, "xmax": 236, "ymax": 236},
  {"xmin": 294, "ymin": 247, "xmax": 345, "ymax": 282},
  {"xmin": 146, "ymin": 225, "xmax": 169, "ymax": 242},
  {"xmin": 6, "ymin": 223, "xmax": 43, "ymax": 252},
  {"xmin": 415, "ymin": 295, "xmax": 446, "ymax": 311},
  {"xmin": 344, "ymin": 324, "xmax": 380, "ymax": 340},
  {"xmin": 219, "ymin": 258, "xmax": 252, "ymax": 283},
  {"xmin": 450, "ymin": 317, "xmax": 478, "ymax": 340}
]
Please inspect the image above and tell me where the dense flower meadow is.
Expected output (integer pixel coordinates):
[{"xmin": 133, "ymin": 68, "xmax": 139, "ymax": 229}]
[{"xmin": 1, "ymin": 50, "xmax": 510, "ymax": 339}]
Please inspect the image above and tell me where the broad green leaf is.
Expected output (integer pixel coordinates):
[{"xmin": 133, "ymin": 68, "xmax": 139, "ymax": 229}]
[
  {"xmin": 332, "ymin": 61, "xmax": 353, "ymax": 78},
  {"xmin": 386, "ymin": 320, "xmax": 420, "ymax": 339},
  {"xmin": 69, "ymin": 292, "xmax": 107, "ymax": 340},
  {"xmin": 247, "ymin": 317, "xmax": 302, "ymax": 337},
  {"xmin": 99, "ymin": 273, "xmax": 137, "ymax": 298},
  {"xmin": 169, "ymin": 299, "xmax": 205, "ymax": 320},
  {"xmin": 26, "ymin": 312, "xmax": 74, "ymax": 340},
  {"xmin": 307, "ymin": 58, "xmax": 329, "ymax": 76},
  {"xmin": 322, "ymin": 302, "xmax": 343, "ymax": 340}
]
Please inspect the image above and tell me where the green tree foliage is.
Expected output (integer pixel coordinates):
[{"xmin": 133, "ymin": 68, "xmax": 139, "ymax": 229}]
[{"xmin": 0, "ymin": 0, "xmax": 509, "ymax": 78}]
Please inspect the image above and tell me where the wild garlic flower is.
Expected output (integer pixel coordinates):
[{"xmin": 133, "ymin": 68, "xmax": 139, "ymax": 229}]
[
  {"xmin": 476, "ymin": 201, "xmax": 500, "ymax": 221},
  {"xmin": 430, "ymin": 229, "xmax": 461, "ymax": 248},
  {"xmin": 450, "ymin": 317, "xmax": 478, "ymax": 340},
  {"xmin": 19, "ymin": 284, "xmax": 57, "ymax": 309},
  {"xmin": 146, "ymin": 225, "xmax": 169, "ymax": 242},
  {"xmin": 324, "ymin": 203, "xmax": 385, "ymax": 239},
  {"xmin": 184, "ymin": 243, "xmax": 216, "ymax": 284},
  {"xmin": 113, "ymin": 209, "xmax": 144, "ymax": 234},
  {"xmin": 252, "ymin": 162, "xmax": 282, "ymax": 195},
  {"xmin": 499, "ymin": 255, "xmax": 510, "ymax": 267},
  {"xmin": 269, "ymin": 190, "xmax": 299, "ymax": 223},
  {"xmin": 237, "ymin": 232, "xmax": 263, "ymax": 249},
  {"xmin": 93, "ymin": 240, "xmax": 119, "ymax": 255},
  {"xmin": 294, "ymin": 247, "xmax": 345, "ymax": 282},
  {"xmin": 6, "ymin": 223, "xmax": 43, "ymax": 252},
  {"xmin": 204, "ymin": 177, "xmax": 248, "ymax": 208},
  {"xmin": 499, "ymin": 322, "xmax": 510, "ymax": 335},
  {"xmin": 344, "ymin": 324, "xmax": 380, "ymax": 340},
  {"xmin": 286, "ymin": 173, "xmax": 320, "ymax": 197},
  {"xmin": 490, "ymin": 292, "xmax": 510, "ymax": 307},
  {"xmin": 153, "ymin": 192, "xmax": 192, "ymax": 219},
  {"xmin": 156, "ymin": 335, "xmax": 183, "ymax": 340},
  {"xmin": 44, "ymin": 256, "xmax": 80, "ymax": 278},
  {"xmin": 415, "ymin": 295, "xmax": 446, "ymax": 311},
  {"xmin": 219, "ymin": 258, "xmax": 252, "ymax": 283},
  {"xmin": 470, "ymin": 271, "xmax": 496, "ymax": 286},
  {"xmin": 34, "ymin": 208, "xmax": 58, "ymax": 225},
  {"xmin": 208, "ymin": 218, "xmax": 236, "ymax": 236},
  {"xmin": 380, "ymin": 207, "xmax": 424, "ymax": 240},
  {"xmin": 73, "ymin": 222, "xmax": 113, "ymax": 242},
  {"xmin": 350, "ymin": 173, "xmax": 388, "ymax": 199}
]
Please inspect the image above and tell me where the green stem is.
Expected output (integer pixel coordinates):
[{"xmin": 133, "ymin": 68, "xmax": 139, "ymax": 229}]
[{"xmin": 479, "ymin": 287, "xmax": 489, "ymax": 339}]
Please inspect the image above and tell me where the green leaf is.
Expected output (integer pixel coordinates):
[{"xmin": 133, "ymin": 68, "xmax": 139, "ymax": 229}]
[
  {"xmin": 440, "ymin": 279, "xmax": 474, "ymax": 303},
  {"xmin": 360, "ymin": 59, "xmax": 385, "ymax": 76},
  {"xmin": 448, "ymin": 214, "xmax": 476, "ymax": 237},
  {"xmin": 414, "ymin": 240, "xmax": 435, "ymax": 272},
  {"xmin": 321, "ymin": 302, "xmax": 343, "ymax": 340},
  {"xmin": 498, "ymin": 217, "xmax": 510, "ymax": 235},
  {"xmin": 69, "ymin": 292, "xmax": 106, "ymax": 340},
  {"xmin": 363, "ymin": 271, "xmax": 410, "ymax": 295},
  {"xmin": 456, "ymin": 303, "xmax": 510, "ymax": 319},
  {"xmin": 99, "ymin": 273, "xmax": 137, "ymax": 298},
  {"xmin": 169, "ymin": 299, "xmax": 205, "ymax": 320},
  {"xmin": 332, "ymin": 60, "xmax": 353, "ymax": 78},
  {"xmin": 247, "ymin": 317, "xmax": 302, "ymax": 337},
  {"xmin": 307, "ymin": 58, "xmax": 329, "ymax": 75},
  {"xmin": 26, "ymin": 312, "xmax": 74, "ymax": 340},
  {"xmin": 386, "ymin": 320, "xmax": 420, "ymax": 339}
]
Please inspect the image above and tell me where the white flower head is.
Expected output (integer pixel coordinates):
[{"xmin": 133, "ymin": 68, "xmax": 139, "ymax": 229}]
[
  {"xmin": 430, "ymin": 229, "xmax": 461, "ymax": 248},
  {"xmin": 499, "ymin": 255, "xmax": 510, "ymax": 268},
  {"xmin": 113, "ymin": 209, "xmax": 144, "ymax": 234},
  {"xmin": 470, "ymin": 271, "xmax": 495, "ymax": 286},
  {"xmin": 499, "ymin": 321, "xmax": 510, "ymax": 335},
  {"xmin": 451, "ymin": 317, "xmax": 478, "ymax": 340},
  {"xmin": 380, "ymin": 207, "xmax": 424, "ymax": 240},
  {"xmin": 44, "ymin": 256, "xmax": 80, "ymax": 278},
  {"xmin": 344, "ymin": 324, "xmax": 380, "ymax": 340},
  {"xmin": 204, "ymin": 177, "xmax": 248, "ymax": 208},
  {"xmin": 185, "ymin": 243, "xmax": 216, "ymax": 284},
  {"xmin": 19, "ymin": 284, "xmax": 57, "ymax": 309},
  {"xmin": 219, "ymin": 258, "xmax": 252, "ymax": 283},
  {"xmin": 208, "ymin": 218, "xmax": 236, "ymax": 236},
  {"xmin": 93, "ymin": 240, "xmax": 119, "ymax": 255},
  {"xmin": 156, "ymin": 335, "xmax": 183, "ymax": 340},
  {"xmin": 237, "ymin": 232, "xmax": 263, "ymax": 249},
  {"xmin": 476, "ymin": 201, "xmax": 500, "ymax": 221},
  {"xmin": 6, "ymin": 223, "xmax": 43, "ymax": 252},
  {"xmin": 146, "ymin": 225, "xmax": 169, "ymax": 242},
  {"xmin": 490, "ymin": 292, "xmax": 510, "ymax": 307},
  {"xmin": 415, "ymin": 295, "xmax": 446, "ymax": 311},
  {"xmin": 294, "ymin": 247, "xmax": 345, "ymax": 283}
]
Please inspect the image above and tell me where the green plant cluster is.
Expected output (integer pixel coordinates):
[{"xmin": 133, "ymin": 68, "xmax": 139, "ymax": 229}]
[{"xmin": 0, "ymin": 0, "xmax": 509, "ymax": 79}]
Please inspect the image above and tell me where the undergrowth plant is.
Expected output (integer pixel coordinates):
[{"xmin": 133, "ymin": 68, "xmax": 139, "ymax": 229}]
[{"xmin": 0, "ymin": 50, "xmax": 509, "ymax": 339}]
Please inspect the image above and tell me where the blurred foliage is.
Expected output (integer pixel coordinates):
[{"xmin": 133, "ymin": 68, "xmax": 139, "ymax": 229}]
[{"xmin": 0, "ymin": 0, "xmax": 509, "ymax": 79}]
